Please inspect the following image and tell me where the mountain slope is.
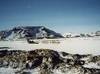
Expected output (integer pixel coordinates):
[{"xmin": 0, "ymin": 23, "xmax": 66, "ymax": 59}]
[{"xmin": 0, "ymin": 26, "xmax": 63, "ymax": 40}]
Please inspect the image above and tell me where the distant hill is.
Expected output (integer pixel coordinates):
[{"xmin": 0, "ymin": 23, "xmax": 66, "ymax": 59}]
[
  {"xmin": 0, "ymin": 26, "xmax": 63, "ymax": 40},
  {"xmin": 95, "ymin": 31, "xmax": 100, "ymax": 36}
]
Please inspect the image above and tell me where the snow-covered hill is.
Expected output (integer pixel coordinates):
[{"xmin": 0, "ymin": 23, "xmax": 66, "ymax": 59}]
[
  {"xmin": 63, "ymin": 32, "xmax": 99, "ymax": 38},
  {"xmin": 0, "ymin": 26, "xmax": 63, "ymax": 40}
]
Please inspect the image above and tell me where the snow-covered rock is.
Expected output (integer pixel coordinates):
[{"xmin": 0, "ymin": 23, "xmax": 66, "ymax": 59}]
[
  {"xmin": 0, "ymin": 49, "xmax": 100, "ymax": 74},
  {"xmin": 0, "ymin": 26, "xmax": 63, "ymax": 40}
]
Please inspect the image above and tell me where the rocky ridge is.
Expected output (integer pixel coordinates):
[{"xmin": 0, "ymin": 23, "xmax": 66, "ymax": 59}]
[
  {"xmin": 0, "ymin": 26, "xmax": 63, "ymax": 40},
  {"xmin": 0, "ymin": 49, "xmax": 100, "ymax": 74}
]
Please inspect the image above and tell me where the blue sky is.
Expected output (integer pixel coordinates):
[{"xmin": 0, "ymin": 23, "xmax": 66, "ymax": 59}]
[{"xmin": 0, "ymin": 0, "xmax": 100, "ymax": 33}]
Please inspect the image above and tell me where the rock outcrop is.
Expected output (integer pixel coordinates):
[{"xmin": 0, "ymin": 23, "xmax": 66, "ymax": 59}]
[{"xmin": 0, "ymin": 49, "xmax": 100, "ymax": 74}]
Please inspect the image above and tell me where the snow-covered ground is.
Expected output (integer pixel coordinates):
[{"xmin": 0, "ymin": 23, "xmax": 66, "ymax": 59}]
[
  {"xmin": 0, "ymin": 37, "xmax": 100, "ymax": 74},
  {"xmin": 0, "ymin": 67, "xmax": 40, "ymax": 74},
  {"xmin": 0, "ymin": 37, "xmax": 100, "ymax": 55}
]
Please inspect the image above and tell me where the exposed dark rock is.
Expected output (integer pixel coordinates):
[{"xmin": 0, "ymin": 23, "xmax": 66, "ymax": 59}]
[
  {"xmin": 0, "ymin": 49, "xmax": 100, "ymax": 74},
  {"xmin": 61, "ymin": 52, "xmax": 70, "ymax": 56}
]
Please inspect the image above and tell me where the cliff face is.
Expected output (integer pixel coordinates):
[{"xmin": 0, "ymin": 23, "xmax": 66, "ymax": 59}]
[
  {"xmin": 0, "ymin": 49, "xmax": 100, "ymax": 74},
  {"xmin": 0, "ymin": 26, "xmax": 63, "ymax": 40}
]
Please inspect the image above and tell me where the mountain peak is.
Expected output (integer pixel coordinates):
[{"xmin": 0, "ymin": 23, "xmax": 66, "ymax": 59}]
[{"xmin": 0, "ymin": 26, "xmax": 63, "ymax": 40}]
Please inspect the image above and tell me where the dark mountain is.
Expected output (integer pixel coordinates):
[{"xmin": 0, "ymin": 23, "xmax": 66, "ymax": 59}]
[{"xmin": 0, "ymin": 26, "xmax": 63, "ymax": 40}]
